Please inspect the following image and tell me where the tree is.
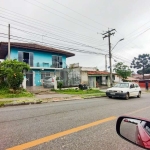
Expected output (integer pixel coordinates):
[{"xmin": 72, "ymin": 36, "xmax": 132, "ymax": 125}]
[
  {"xmin": 113, "ymin": 62, "xmax": 132, "ymax": 80},
  {"xmin": 130, "ymin": 54, "xmax": 150, "ymax": 79},
  {"xmin": 137, "ymin": 67, "xmax": 150, "ymax": 75},
  {"xmin": 0, "ymin": 59, "xmax": 30, "ymax": 90}
]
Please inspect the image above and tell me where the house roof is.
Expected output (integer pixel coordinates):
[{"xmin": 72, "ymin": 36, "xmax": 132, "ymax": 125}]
[
  {"xmin": 0, "ymin": 42, "xmax": 75, "ymax": 59},
  {"xmin": 132, "ymin": 74, "xmax": 150, "ymax": 79},
  {"xmin": 87, "ymin": 71, "xmax": 110, "ymax": 75},
  {"xmin": 124, "ymin": 77, "xmax": 139, "ymax": 81}
]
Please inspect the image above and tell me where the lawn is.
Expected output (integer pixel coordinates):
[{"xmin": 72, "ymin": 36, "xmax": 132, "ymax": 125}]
[
  {"xmin": 55, "ymin": 88, "xmax": 105, "ymax": 95},
  {"xmin": 0, "ymin": 88, "xmax": 34, "ymax": 99}
]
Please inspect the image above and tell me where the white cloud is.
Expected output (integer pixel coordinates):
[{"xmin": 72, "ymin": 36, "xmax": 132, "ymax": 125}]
[{"xmin": 1, "ymin": 0, "xmax": 150, "ymax": 73}]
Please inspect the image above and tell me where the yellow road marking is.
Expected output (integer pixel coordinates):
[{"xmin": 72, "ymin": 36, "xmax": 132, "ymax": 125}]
[{"xmin": 7, "ymin": 116, "xmax": 116, "ymax": 150}]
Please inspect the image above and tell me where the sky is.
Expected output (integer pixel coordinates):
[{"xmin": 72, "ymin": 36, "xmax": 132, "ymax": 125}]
[{"xmin": 1, "ymin": 0, "xmax": 150, "ymax": 72}]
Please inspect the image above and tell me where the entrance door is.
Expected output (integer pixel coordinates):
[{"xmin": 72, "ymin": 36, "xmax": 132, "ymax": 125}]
[{"xmin": 26, "ymin": 71, "xmax": 33, "ymax": 86}]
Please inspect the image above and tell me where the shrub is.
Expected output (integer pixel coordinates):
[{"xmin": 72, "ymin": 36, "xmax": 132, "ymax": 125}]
[
  {"xmin": 7, "ymin": 72, "xmax": 24, "ymax": 91},
  {"xmin": 57, "ymin": 81, "xmax": 63, "ymax": 90},
  {"xmin": 0, "ymin": 81, "xmax": 8, "ymax": 89}
]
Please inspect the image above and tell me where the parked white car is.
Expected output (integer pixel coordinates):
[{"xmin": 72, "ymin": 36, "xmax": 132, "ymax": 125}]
[{"xmin": 106, "ymin": 82, "xmax": 141, "ymax": 100}]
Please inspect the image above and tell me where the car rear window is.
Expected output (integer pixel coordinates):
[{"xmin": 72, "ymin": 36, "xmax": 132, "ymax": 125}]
[
  {"xmin": 114, "ymin": 83, "xmax": 129, "ymax": 88},
  {"xmin": 44, "ymin": 77, "xmax": 52, "ymax": 80}
]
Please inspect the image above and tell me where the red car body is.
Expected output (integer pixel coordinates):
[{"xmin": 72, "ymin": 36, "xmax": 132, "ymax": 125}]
[{"xmin": 136, "ymin": 122, "xmax": 150, "ymax": 149}]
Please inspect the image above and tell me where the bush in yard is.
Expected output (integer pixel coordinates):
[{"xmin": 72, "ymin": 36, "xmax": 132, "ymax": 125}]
[
  {"xmin": 0, "ymin": 59, "xmax": 30, "ymax": 91},
  {"xmin": 0, "ymin": 81, "xmax": 8, "ymax": 89},
  {"xmin": 57, "ymin": 81, "xmax": 63, "ymax": 90},
  {"xmin": 7, "ymin": 72, "xmax": 24, "ymax": 91}
]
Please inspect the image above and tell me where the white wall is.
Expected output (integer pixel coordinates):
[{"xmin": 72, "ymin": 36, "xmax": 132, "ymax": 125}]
[
  {"xmin": 0, "ymin": 59, "xmax": 4, "ymax": 62},
  {"xmin": 81, "ymin": 67, "xmax": 97, "ymax": 71},
  {"xmin": 114, "ymin": 75, "xmax": 122, "ymax": 83},
  {"xmin": 81, "ymin": 71, "xmax": 88, "ymax": 84}
]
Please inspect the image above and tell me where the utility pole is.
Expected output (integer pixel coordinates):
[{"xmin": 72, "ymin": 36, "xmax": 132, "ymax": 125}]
[
  {"xmin": 8, "ymin": 24, "xmax": 10, "ymax": 60},
  {"xmin": 105, "ymin": 54, "xmax": 107, "ymax": 71},
  {"xmin": 102, "ymin": 29, "xmax": 116, "ymax": 87}
]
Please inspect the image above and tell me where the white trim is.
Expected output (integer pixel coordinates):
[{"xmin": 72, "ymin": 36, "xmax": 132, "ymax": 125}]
[
  {"xmin": 30, "ymin": 67, "xmax": 63, "ymax": 70},
  {"xmin": 33, "ymin": 71, "xmax": 36, "ymax": 86}
]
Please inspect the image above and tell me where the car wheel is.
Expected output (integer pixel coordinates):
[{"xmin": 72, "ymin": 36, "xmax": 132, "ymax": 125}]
[
  {"xmin": 108, "ymin": 96, "xmax": 112, "ymax": 98},
  {"xmin": 125, "ymin": 93, "xmax": 129, "ymax": 100},
  {"xmin": 137, "ymin": 92, "xmax": 141, "ymax": 98}
]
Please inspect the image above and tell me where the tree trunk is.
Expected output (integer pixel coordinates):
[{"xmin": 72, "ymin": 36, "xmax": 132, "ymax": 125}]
[{"xmin": 143, "ymin": 66, "xmax": 144, "ymax": 79}]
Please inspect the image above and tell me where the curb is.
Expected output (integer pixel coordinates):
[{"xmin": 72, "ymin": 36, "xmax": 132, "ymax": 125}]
[{"xmin": 0, "ymin": 95, "xmax": 107, "ymax": 107}]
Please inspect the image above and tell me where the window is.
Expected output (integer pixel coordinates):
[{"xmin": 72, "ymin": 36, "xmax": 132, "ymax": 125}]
[
  {"xmin": 135, "ymin": 84, "xmax": 139, "ymax": 88},
  {"xmin": 18, "ymin": 51, "xmax": 34, "ymax": 67},
  {"xmin": 52, "ymin": 55, "xmax": 62, "ymax": 68},
  {"xmin": 41, "ymin": 71, "xmax": 50, "ymax": 79},
  {"xmin": 114, "ymin": 83, "xmax": 129, "ymax": 88},
  {"xmin": 130, "ymin": 84, "xmax": 134, "ymax": 88}
]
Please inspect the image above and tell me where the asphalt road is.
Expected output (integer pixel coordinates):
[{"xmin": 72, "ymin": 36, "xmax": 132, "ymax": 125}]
[{"xmin": 0, "ymin": 94, "xmax": 150, "ymax": 150}]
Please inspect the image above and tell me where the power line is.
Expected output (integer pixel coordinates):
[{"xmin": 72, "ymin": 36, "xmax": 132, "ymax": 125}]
[
  {"xmin": 0, "ymin": 32, "xmax": 107, "ymax": 55},
  {"xmin": 35, "ymin": 0, "xmax": 109, "ymax": 28},
  {"xmin": 24, "ymin": 0, "xmax": 100, "ymax": 32},
  {"xmin": 0, "ymin": 7, "xmax": 107, "ymax": 46},
  {"xmin": 0, "ymin": 16, "xmax": 108, "ymax": 51},
  {"xmin": 125, "ymin": 20, "xmax": 150, "ymax": 38},
  {"xmin": 0, "ymin": 17, "xmax": 108, "ymax": 53},
  {"xmin": 113, "ymin": 27, "xmax": 150, "ymax": 52}
]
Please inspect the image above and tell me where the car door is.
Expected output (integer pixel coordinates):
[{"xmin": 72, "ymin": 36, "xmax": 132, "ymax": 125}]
[
  {"xmin": 129, "ymin": 84, "xmax": 136, "ymax": 96},
  {"xmin": 134, "ymin": 83, "xmax": 140, "ymax": 95}
]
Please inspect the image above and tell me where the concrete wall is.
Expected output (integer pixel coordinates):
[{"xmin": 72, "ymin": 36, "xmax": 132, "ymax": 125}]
[
  {"xmin": 114, "ymin": 75, "xmax": 122, "ymax": 83},
  {"xmin": 81, "ymin": 67, "xmax": 97, "ymax": 71},
  {"xmin": 88, "ymin": 76, "xmax": 96, "ymax": 88},
  {"xmin": 10, "ymin": 47, "xmax": 66, "ymax": 68},
  {"xmin": 81, "ymin": 71, "xmax": 88, "ymax": 84}
]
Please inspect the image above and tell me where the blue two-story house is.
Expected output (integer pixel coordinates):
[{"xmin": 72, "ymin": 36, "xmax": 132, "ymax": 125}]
[{"xmin": 0, "ymin": 42, "xmax": 75, "ymax": 86}]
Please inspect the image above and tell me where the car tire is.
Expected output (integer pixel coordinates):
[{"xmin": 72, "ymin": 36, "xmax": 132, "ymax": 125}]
[
  {"xmin": 125, "ymin": 93, "xmax": 129, "ymax": 100},
  {"xmin": 108, "ymin": 96, "xmax": 112, "ymax": 98},
  {"xmin": 137, "ymin": 92, "xmax": 141, "ymax": 98}
]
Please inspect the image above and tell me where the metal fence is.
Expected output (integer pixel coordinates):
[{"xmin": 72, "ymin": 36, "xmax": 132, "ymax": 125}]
[
  {"xmin": 25, "ymin": 69, "xmax": 81, "ymax": 87},
  {"xmin": 60, "ymin": 68, "xmax": 81, "ymax": 87}
]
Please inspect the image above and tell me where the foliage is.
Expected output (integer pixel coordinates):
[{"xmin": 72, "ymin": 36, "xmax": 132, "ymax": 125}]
[
  {"xmin": 0, "ymin": 81, "xmax": 8, "ymax": 89},
  {"xmin": 7, "ymin": 72, "xmax": 24, "ymax": 90},
  {"xmin": 130, "ymin": 54, "xmax": 150, "ymax": 79},
  {"xmin": 0, "ymin": 59, "xmax": 30, "ymax": 90},
  {"xmin": 137, "ymin": 68, "xmax": 150, "ymax": 75},
  {"xmin": 0, "ymin": 88, "xmax": 33, "ymax": 99},
  {"xmin": 57, "ymin": 81, "xmax": 63, "ymax": 90},
  {"xmin": 113, "ymin": 62, "xmax": 132, "ymax": 80}
]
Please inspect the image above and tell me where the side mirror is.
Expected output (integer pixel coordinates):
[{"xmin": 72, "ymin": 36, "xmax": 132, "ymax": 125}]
[{"xmin": 116, "ymin": 116, "xmax": 150, "ymax": 149}]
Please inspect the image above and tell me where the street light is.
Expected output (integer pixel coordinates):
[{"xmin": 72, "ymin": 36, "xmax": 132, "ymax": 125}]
[
  {"xmin": 111, "ymin": 38, "xmax": 124, "ymax": 51},
  {"xmin": 109, "ymin": 38, "xmax": 124, "ymax": 87}
]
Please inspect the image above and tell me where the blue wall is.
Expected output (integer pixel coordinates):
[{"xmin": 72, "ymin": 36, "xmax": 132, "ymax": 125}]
[
  {"xmin": 10, "ymin": 47, "xmax": 67, "ymax": 86},
  {"xmin": 10, "ymin": 47, "xmax": 67, "ymax": 68}
]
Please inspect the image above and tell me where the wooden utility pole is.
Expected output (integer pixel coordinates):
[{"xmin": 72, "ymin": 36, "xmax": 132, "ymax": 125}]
[
  {"xmin": 8, "ymin": 24, "xmax": 10, "ymax": 60},
  {"xmin": 102, "ymin": 29, "xmax": 116, "ymax": 86},
  {"xmin": 105, "ymin": 54, "xmax": 107, "ymax": 71}
]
